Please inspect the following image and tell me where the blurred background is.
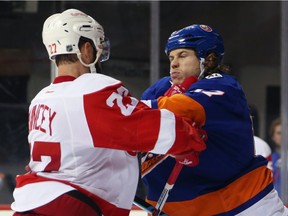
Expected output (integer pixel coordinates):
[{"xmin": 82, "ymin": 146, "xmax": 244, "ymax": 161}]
[{"xmin": 0, "ymin": 1, "xmax": 282, "ymax": 203}]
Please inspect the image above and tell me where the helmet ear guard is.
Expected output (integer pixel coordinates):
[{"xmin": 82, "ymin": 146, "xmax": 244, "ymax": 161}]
[{"xmin": 42, "ymin": 9, "xmax": 110, "ymax": 73}]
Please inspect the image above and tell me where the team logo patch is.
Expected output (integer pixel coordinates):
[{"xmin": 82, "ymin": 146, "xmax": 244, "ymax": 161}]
[
  {"xmin": 200, "ymin": 25, "xmax": 212, "ymax": 32},
  {"xmin": 66, "ymin": 45, "xmax": 73, "ymax": 52}
]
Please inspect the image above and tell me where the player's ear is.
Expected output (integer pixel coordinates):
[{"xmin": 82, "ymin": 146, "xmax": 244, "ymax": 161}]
[{"xmin": 81, "ymin": 42, "xmax": 94, "ymax": 64}]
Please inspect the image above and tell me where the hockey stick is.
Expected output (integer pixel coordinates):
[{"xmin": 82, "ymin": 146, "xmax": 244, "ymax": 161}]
[
  {"xmin": 152, "ymin": 162, "xmax": 183, "ymax": 216},
  {"xmin": 133, "ymin": 196, "xmax": 168, "ymax": 215}
]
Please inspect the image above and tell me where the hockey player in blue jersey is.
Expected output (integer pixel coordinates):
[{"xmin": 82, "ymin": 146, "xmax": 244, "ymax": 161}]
[{"xmin": 141, "ymin": 24, "xmax": 288, "ymax": 215}]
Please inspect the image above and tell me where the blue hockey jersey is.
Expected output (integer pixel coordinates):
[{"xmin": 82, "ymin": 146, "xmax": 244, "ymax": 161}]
[{"xmin": 141, "ymin": 73, "xmax": 273, "ymax": 215}]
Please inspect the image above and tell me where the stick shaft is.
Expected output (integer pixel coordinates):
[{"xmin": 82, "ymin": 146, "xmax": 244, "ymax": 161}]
[
  {"xmin": 133, "ymin": 196, "xmax": 167, "ymax": 215},
  {"xmin": 167, "ymin": 162, "xmax": 183, "ymax": 184},
  {"xmin": 152, "ymin": 162, "xmax": 184, "ymax": 216}
]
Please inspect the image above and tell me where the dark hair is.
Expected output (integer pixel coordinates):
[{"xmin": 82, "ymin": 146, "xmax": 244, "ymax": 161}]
[
  {"xmin": 55, "ymin": 37, "xmax": 96, "ymax": 66},
  {"xmin": 203, "ymin": 52, "xmax": 231, "ymax": 76},
  {"xmin": 55, "ymin": 54, "xmax": 78, "ymax": 66}
]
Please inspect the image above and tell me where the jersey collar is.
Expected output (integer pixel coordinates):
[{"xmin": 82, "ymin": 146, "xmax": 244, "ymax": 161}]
[{"xmin": 53, "ymin": 76, "xmax": 76, "ymax": 84}]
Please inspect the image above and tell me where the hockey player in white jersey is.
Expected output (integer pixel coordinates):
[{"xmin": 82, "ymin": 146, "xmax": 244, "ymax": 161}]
[{"xmin": 11, "ymin": 9, "xmax": 207, "ymax": 216}]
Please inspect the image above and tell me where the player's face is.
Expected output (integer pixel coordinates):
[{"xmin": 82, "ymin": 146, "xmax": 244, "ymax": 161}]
[
  {"xmin": 272, "ymin": 124, "xmax": 282, "ymax": 147},
  {"xmin": 168, "ymin": 48, "xmax": 200, "ymax": 85}
]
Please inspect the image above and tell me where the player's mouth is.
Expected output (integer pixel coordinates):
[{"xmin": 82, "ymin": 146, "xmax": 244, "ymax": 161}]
[{"xmin": 170, "ymin": 71, "xmax": 180, "ymax": 79}]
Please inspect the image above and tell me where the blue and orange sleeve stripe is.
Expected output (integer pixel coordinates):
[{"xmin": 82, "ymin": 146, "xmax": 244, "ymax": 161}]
[{"xmin": 157, "ymin": 94, "xmax": 206, "ymax": 127}]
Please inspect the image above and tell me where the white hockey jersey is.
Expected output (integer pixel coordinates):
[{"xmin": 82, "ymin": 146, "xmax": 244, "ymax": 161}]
[
  {"xmin": 11, "ymin": 73, "xmax": 205, "ymax": 215},
  {"xmin": 254, "ymin": 136, "xmax": 273, "ymax": 170}
]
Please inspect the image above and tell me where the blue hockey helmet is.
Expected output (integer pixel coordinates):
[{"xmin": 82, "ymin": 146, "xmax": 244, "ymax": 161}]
[{"xmin": 165, "ymin": 24, "xmax": 224, "ymax": 63}]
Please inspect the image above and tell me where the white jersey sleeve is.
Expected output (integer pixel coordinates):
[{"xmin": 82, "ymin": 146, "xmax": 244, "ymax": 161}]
[{"xmin": 254, "ymin": 136, "xmax": 273, "ymax": 170}]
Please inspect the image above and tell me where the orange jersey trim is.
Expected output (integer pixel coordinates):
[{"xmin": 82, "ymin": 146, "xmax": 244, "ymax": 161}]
[
  {"xmin": 141, "ymin": 154, "xmax": 168, "ymax": 177},
  {"xmin": 147, "ymin": 166, "xmax": 273, "ymax": 216},
  {"xmin": 157, "ymin": 94, "xmax": 206, "ymax": 127}
]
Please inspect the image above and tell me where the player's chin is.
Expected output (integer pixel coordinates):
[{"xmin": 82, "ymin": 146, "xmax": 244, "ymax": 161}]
[
  {"xmin": 172, "ymin": 79, "xmax": 183, "ymax": 85},
  {"xmin": 170, "ymin": 76, "xmax": 181, "ymax": 84}
]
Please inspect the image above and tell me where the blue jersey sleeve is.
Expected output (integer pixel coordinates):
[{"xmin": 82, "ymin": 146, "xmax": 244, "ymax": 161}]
[
  {"xmin": 141, "ymin": 76, "xmax": 171, "ymax": 100},
  {"xmin": 141, "ymin": 76, "xmax": 172, "ymax": 109}
]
